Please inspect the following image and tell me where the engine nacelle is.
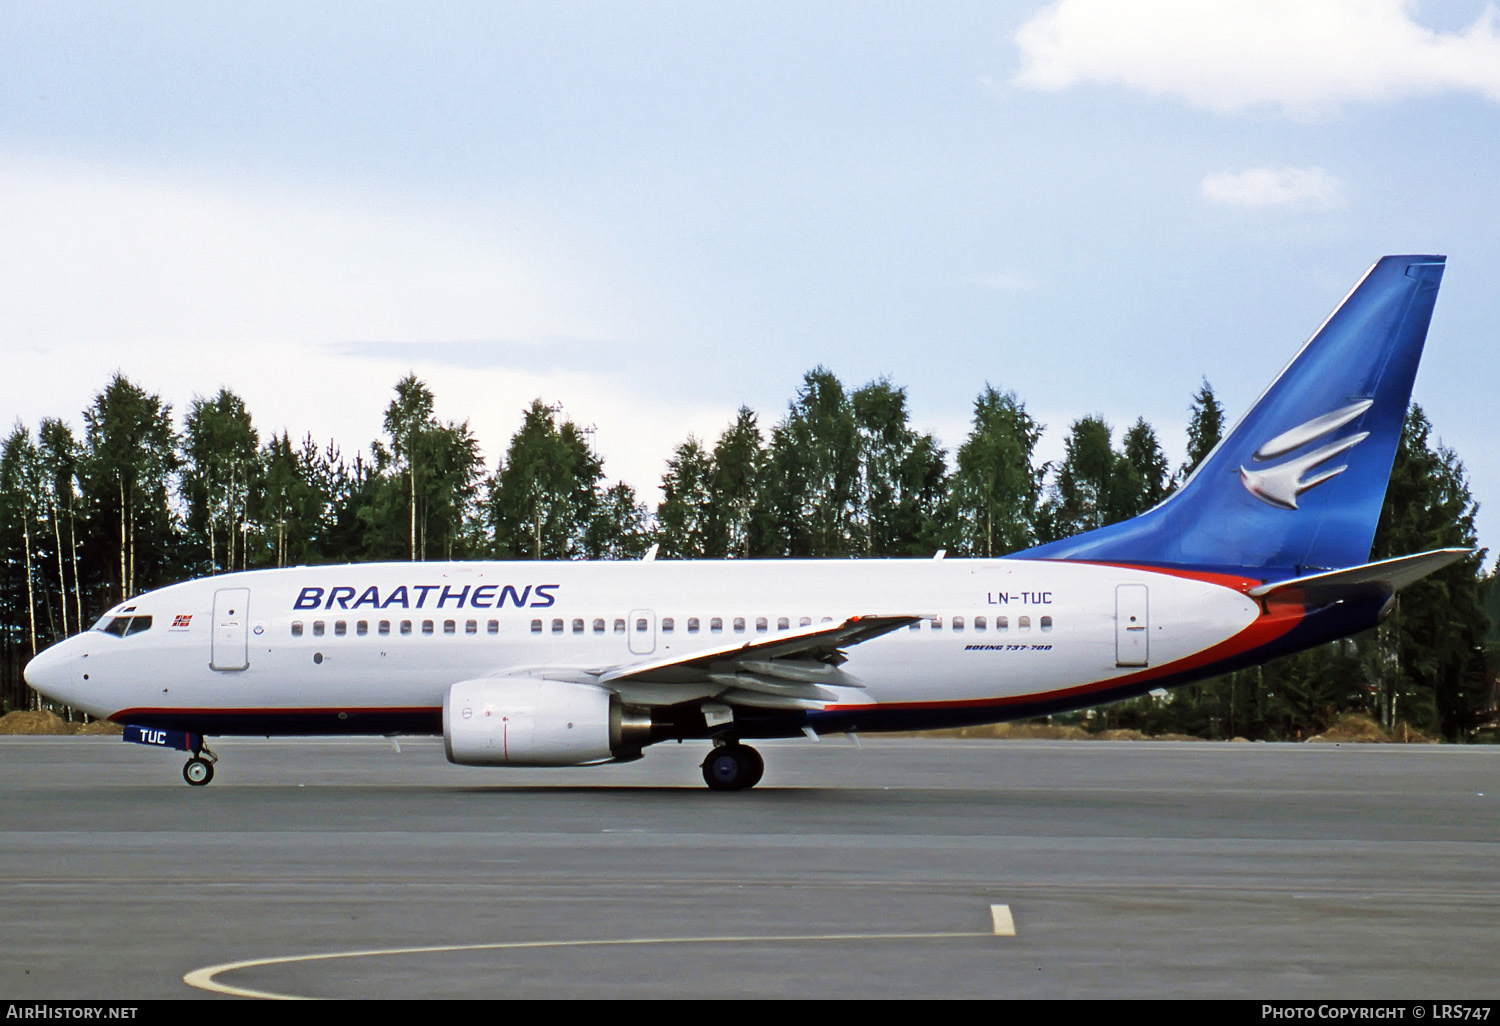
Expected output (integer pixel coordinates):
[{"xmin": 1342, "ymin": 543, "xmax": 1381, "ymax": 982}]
[{"xmin": 443, "ymin": 678, "xmax": 651, "ymax": 766}]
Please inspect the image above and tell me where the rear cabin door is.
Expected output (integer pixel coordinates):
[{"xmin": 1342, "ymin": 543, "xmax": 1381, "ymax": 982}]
[
  {"xmin": 1114, "ymin": 584, "xmax": 1149, "ymax": 668},
  {"xmin": 211, "ymin": 588, "xmax": 251, "ymax": 671}
]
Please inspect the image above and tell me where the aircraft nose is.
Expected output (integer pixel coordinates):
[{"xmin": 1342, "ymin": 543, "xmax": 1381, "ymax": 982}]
[{"xmin": 24, "ymin": 640, "xmax": 80, "ymax": 706}]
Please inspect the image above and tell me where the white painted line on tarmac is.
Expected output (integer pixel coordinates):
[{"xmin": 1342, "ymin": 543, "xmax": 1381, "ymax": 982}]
[
  {"xmin": 990, "ymin": 904, "xmax": 1016, "ymax": 936},
  {"xmin": 185, "ymin": 918, "xmax": 1012, "ymax": 1000}
]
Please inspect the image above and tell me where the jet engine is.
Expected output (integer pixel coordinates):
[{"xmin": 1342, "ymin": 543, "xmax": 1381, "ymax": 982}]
[{"xmin": 443, "ymin": 678, "xmax": 652, "ymax": 766}]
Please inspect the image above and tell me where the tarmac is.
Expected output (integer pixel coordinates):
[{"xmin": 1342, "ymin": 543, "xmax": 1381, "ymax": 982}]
[{"xmin": 1, "ymin": 734, "xmax": 1497, "ymax": 999}]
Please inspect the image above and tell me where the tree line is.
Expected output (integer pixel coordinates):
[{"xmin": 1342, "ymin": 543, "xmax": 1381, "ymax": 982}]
[{"xmin": 2, "ymin": 369, "xmax": 1492, "ymax": 740}]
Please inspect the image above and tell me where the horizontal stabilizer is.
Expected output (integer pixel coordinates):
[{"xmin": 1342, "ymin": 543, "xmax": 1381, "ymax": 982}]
[{"xmin": 1247, "ymin": 548, "xmax": 1471, "ymax": 602}]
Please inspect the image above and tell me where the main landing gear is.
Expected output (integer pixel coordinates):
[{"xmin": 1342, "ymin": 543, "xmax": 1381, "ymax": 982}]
[
  {"xmin": 183, "ymin": 743, "xmax": 218, "ymax": 787},
  {"xmin": 700, "ymin": 740, "xmax": 764, "ymax": 791}
]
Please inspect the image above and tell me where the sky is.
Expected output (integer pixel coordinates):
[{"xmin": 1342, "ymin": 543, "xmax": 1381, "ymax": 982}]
[{"xmin": 2, "ymin": 0, "xmax": 1497, "ymax": 554}]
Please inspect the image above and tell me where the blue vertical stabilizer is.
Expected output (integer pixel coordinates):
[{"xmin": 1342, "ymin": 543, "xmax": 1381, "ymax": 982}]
[{"xmin": 1013, "ymin": 255, "xmax": 1445, "ymax": 577}]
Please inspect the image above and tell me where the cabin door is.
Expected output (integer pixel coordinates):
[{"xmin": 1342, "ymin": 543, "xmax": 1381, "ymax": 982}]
[
  {"xmin": 1114, "ymin": 584, "xmax": 1149, "ymax": 668},
  {"xmin": 211, "ymin": 588, "xmax": 251, "ymax": 671},
  {"xmin": 628, "ymin": 609, "xmax": 656, "ymax": 656}
]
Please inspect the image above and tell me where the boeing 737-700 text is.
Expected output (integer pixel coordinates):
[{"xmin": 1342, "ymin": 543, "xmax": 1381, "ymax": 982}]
[{"xmin": 24, "ymin": 255, "xmax": 1467, "ymax": 789}]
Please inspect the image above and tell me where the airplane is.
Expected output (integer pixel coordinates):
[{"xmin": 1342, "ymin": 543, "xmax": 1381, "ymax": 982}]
[{"xmin": 23, "ymin": 255, "xmax": 1468, "ymax": 790}]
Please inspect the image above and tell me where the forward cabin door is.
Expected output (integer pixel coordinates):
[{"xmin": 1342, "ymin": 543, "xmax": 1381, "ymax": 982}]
[
  {"xmin": 211, "ymin": 588, "xmax": 251, "ymax": 671},
  {"xmin": 1115, "ymin": 584, "xmax": 1149, "ymax": 668}
]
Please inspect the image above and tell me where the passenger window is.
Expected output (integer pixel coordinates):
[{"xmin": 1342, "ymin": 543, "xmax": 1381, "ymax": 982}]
[
  {"xmin": 443, "ymin": 620, "xmax": 456, "ymax": 635},
  {"xmin": 733, "ymin": 617, "xmax": 745, "ymax": 634},
  {"xmin": 356, "ymin": 621, "xmax": 368, "ymax": 636},
  {"xmin": 313, "ymin": 621, "xmax": 325, "ymax": 637},
  {"xmin": 1041, "ymin": 616, "xmax": 1053, "ymax": 631},
  {"xmin": 799, "ymin": 617, "xmax": 812, "ymax": 627},
  {"xmin": 401, "ymin": 620, "xmax": 413, "ymax": 635},
  {"xmin": 552, "ymin": 619, "xmax": 564, "ymax": 634},
  {"xmin": 488, "ymin": 620, "xmax": 499, "ymax": 635},
  {"xmin": 572, "ymin": 618, "xmax": 584, "ymax": 634},
  {"xmin": 975, "ymin": 616, "xmax": 987, "ymax": 631},
  {"xmin": 613, "ymin": 618, "xmax": 626, "ymax": 634},
  {"xmin": 422, "ymin": 620, "xmax": 435, "ymax": 635},
  {"xmin": 291, "ymin": 621, "xmax": 304, "ymax": 638},
  {"xmin": 465, "ymin": 619, "xmax": 477, "ymax": 635},
  {"xmin": 334, "ymin": 620, "xmax": 347, "ymax": 637},
  {"xmin": 953, "ymin": 616, "xmax": 964, "ymax": 632},
  {"xmin": 755, "ymin": 617, "xmax": 767, "ymax": 633},
  {"xmin": 662, "ymin": 617, "xmax": 674, "ymax": 633},
  {"xmin": 687, "ymin": 617, "xmax": 700, "ymax": 634},
  {"xmin": 821, "ymin": 616, "xmax": 833, "ymax": 623},
  {"xmin": 929, "ymin": 617, "xmax": 942, "ymax": 630},
  {"xmin": 378, "ymin": 620, "xmax": 390, "ymax": 636},
  {"xmin": 1019, "ymin": 616, "xmax": 1031, "ymax": 630},
  {"xmin": 908, "ymin": 621, "xmax": 920, "ymax": 631},
  {"xmin": 777, "ymin": 617, "xmax": 789, "ymax": 631},
  {"xmin": 636, "ymin": 618, "xmax": 648, "ymax": 632},
  {"xmin": 710, "ymin": 617, "xmax": 723, "ymax": 634},
  {"xmin": 593, "ymin": 618, "xmax": 605, "ymax": 634},
  {"xmin": 996, "ymin": 616, "xmax": 1008, "ymax": 630},
  {"xmin": 530, "ymin": 619, "xmax": 542, "ymax": 634}
]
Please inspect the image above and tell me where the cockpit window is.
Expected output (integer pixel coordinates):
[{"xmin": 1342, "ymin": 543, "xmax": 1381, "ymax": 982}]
[{"xmin": 95, "ymin": 615, "xmax": 153, "ymax": 637}]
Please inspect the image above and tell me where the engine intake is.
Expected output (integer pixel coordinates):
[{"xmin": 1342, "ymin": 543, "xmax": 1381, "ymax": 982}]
[{"xmin": 443, "ymin": 678, "xmax": 651, "ymax": 766}]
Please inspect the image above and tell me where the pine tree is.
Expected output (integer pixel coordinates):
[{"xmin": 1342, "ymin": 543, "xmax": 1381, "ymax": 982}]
[
  {"xmin": 1038, "ymin": 416, "xmax": 1115, "ymax": 541},
  {"xmin": 951, "ymin": 386, "xmax": 1044, "ymax": 556},
  {"xmin": 1112, "ymin": 418, "xmax": 1170, "ymax": 520},
  {"xmin": 489, "ymin": 400, "xmax": 604, "ymax": 560},
  {"xmin": 709, "ymin": 408, "xmax": 764, "ymax": 558},
  {"xmin": 657, "ymin": 437, "xmax": 715, "ymax": 559},
  {"xmin": 758, "ymin": 369, "xmax": 860, "ymax": 557},
  {"xmin": 851, "ymin": 379, "xmax": 948, "ymax": 556},
  {"xmin": 1180, "ymin": 378, "xmax": 1224, "ymax": 484},
  {"xmin": 80, "ymin": 375, "xmax": 180, "ymax": 603},
  {"xmin": 1368, "ymin": 405, "xmax": 1490, "ymax": 739},
  {"xmin": 182, "ymin": 389, "xmax": 260, "ymax": 573}
]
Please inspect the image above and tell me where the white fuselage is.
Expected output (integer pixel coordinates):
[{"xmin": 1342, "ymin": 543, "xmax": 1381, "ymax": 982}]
[{"xmin": 26, "ymin": 558, "xmax": 1264, "ymax": 734}]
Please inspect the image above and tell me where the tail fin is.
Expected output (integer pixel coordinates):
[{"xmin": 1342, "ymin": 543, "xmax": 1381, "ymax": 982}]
[{"xmin": 1015, "ymin": 255, "xmax": 1446, "ymax": 577}]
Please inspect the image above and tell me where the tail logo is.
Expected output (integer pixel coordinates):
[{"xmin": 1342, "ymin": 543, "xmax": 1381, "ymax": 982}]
[{"xmin": 1238, "ymin": 399, "xmax": 1373, "ymax": 510}]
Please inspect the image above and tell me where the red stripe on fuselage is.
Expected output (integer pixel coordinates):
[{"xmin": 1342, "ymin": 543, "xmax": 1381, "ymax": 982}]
[{"xmin": 109, "ymin": 705, "xmax": 442, "ymax": 722}]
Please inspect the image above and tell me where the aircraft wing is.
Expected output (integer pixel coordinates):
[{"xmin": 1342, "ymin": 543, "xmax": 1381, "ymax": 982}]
[
  {"xmin": 599, "ymin": 614, "xmax": 921, "ymax": 684},
  {"xmin": 588, "ymin": 614, "xmax": 923, "ymax": 710}
]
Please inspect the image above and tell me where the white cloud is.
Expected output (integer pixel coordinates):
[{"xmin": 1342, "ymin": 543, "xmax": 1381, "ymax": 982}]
[
  {"xmin": 1013, "ymin": 0, "xmax": 1500, "ymax": 115},
  {"xmin": 0, "ymin": 155, "xmax": 635, "ymax": 350},
  {"xmin": 0, "ymin": 154, "xmax": 706, "ymax": 498},
  {"xmin": 970, "ymin": 270, "xmax": 1037, "ymax": 293},
  {"xmin": 1200, "ymin": 166, "xmax": 1346, "ymax": 208}
]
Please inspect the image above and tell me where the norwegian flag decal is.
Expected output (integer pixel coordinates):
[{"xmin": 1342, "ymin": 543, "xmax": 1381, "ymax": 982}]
[{"xmin": 171, "ymin": 614, "xmax": 193, "ymax": 629}]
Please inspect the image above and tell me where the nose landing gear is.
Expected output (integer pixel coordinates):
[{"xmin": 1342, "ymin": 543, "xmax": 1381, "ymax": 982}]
[
  {"xmin": 183, "ymin": 743, "xmax": 218, "ymax": 787},
  {"xmin": 700, "ymin": 741, "xmax": 764, "ymax": 791},
  {"xmin": 123, "ymin": 725, "xmax": 219, "ymax": 787}
]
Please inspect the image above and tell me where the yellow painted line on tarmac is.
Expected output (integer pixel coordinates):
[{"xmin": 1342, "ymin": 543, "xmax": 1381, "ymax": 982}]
[
  {"xmin": 990, "ymin": 904, "xmax": 1016, "ymax": 936},
  {"xmin": 185, "ymin": 915, "xmax": 1017, "ymax": 1000}
]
